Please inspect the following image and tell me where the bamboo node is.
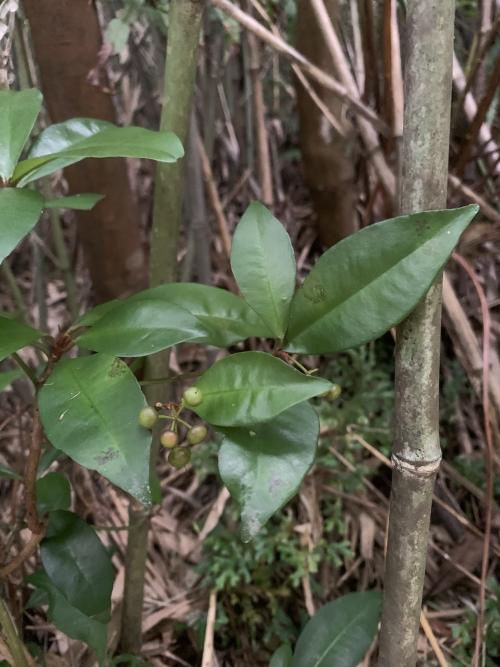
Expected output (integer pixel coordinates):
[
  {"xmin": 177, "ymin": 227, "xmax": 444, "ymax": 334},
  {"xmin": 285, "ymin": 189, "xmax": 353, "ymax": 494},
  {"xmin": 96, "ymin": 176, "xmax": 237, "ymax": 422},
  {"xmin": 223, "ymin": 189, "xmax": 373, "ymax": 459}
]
[{"xmin": 391, "ymin": 453, "xmax": 441, "ymax": 477}]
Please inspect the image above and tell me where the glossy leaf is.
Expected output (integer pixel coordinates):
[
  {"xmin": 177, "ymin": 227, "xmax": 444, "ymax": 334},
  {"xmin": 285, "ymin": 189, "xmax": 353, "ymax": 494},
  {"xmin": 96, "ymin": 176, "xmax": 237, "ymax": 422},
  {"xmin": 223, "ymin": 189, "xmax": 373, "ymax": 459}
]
[
  {"xmin": 291, "ymin": 591, "xmax": 382, "ymax": 667},
  {"xmin": 77, "ymin": 299, "xmax": 119, "ymax": 327},
  {"xmin": 27, "ymin": 570, "xmax": 107, "ymax": 664},
  {"xmin": 0, "ymin": 314, "xmax": 43, "ymax": 362},
  {"xmin": 78, "ymin": 283, "xmax": 273, "ymax": 351},
  {"xmin": 14, "ymin": 117, "xmax": 184, "ymax": 185},
  {"xmin": 133, "ymin": 283, "xmax": 274, "ymax": 346},
  {"xmin": 0, "ymin": 369, "xmax": 23, "ymax": 392},
  {"xmin": 231, "ymin": 203, "xmax": 296, "ymax": 339},
  {"xmin": 78, "ymin": 299, "xmax": 207, "ymax": 356},
  {"xmin": 44, "ymin": 193, "xmax": 104, "ymax": 210},
  {"xmin": 41, "ymin": 511, "xmax": 113, "ymax": 619},
  {"xmin": 0, "ymin": 188, "xmax": 45, "ymax": 264},
  {"xmin": 270, "ymin": 644, "xmax": 293, "ymax": 667},
  {"xmin": 191, "ymin": 351, "xmax": 331, "ymax": 426},
  {"xmin": 38, "ymin": 354, "xmax": 151, "ymax": 504},
  {"xmin": 219, "ymin": 402, "xmax": 319, "ymax": 540},
  {"xmin": 36, "ymin": 473, "xmax": 71, "ymax": 515},
  {"xmin": 0, "ymin": 88, "xmax": 42, "ymax": 180},
  {"xmin": 285, "ymin": 206, "xmax": 479, "ymax": 354}
]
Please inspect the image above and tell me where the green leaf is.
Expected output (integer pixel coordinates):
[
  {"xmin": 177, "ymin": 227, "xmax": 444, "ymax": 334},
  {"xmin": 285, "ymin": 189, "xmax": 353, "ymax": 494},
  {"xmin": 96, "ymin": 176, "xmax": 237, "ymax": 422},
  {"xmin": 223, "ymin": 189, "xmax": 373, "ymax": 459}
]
[
  {"xmin": 191, "ymin": 351, "xmax": 331, "ymax": 427},
  {"xmin": 78, "ymin": 283, "xmax": 273, "ymax": 352},
  {"xmin": 0, "ymin": 369, "xmax": 23, "ymax": 392},
  {"xmin": 38, "ymin": 354, "xmax": 151, "ymax": 504},
  {"xmin": 0, "ymin": 188, "xmax": 45, "ymax": 264},
  {"xmin": 77, "ymin": 299, "xmax": 120, "ymax": 327},
  {"xmin": 291, "ymin": 591, "xmax": 382, "ymax": 667},
  {"xmin": 0, "ymin": 314, "xmax": 43, "ymax": 362},
  {"xmin": 36, "ymin": 473, "xmax": 71, "ymax": 515},
  {"xmin": 44, "ymin": 193, "xmax": 104, "ymax": 210},
  {"xmin": 133, "ymin": 283, "xmax": 274, "ymax": 346},
  {"xmin": 219, "ymin": 402, "xmax": 319, "ymax": 540},
  {"xmin": 27, "ymin": 570, "xmax": 107, "ymax": 664},
  {"xmin": 270, "ymin": 644, "xmax": 293, "ymax": 667},
  {"xmin": 0, "ymin": 88, "xmax": 42, "ymax": 181},
  {"xmin": 0, "ymin": 463, "xmax": 21, "ymax": 480},
  {"xmin": 285, "ymin": 206, "xmax": 479, "ymax": 353},
  {"xmin": 14, "ymin": 118, "xmax": 184, "ymax": 185},
  {"xmin": 78, "ymin": 299, "xmax": 207, "ymax": 357},
  {"xmin": 40, "ymin": 511, "xmax": 114, "ymax": 619},
  {"xmin": 231, "ymin": 203, "xmax": 296, "ymax": 339}
]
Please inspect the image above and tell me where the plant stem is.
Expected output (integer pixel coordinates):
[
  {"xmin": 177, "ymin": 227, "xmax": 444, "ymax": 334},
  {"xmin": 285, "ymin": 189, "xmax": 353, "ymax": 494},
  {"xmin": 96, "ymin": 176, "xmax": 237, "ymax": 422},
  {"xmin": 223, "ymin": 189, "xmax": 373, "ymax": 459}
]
[
  {"xmin": 119, "ymin": 0, "xmax": 204, "ymax": 655},
  {"xmin": 0, "ymin": 597, "xmax": 29, "ymax": 667},
  {"xmin": 1, "ymin": 263, "xmax": 29, "ymax": 322},
  {"xmin": 49, "ymin": 207, "xmax": 79, "ymax": 321},
  {"xmin": 378, "ymin": 2, "xmax": 455, "ymax": 666}
]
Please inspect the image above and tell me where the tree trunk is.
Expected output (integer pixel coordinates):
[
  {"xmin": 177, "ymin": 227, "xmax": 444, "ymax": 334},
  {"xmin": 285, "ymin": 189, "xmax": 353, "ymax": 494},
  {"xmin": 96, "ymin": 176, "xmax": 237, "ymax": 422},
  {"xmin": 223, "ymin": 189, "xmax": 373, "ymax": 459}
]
[
  {"xmin": 296, "ymin": 0, "xmax": 358, "ymax": 246},
  {"xmin": 23, "ymin": 0, "xmax": 147, "ymax": 303}
]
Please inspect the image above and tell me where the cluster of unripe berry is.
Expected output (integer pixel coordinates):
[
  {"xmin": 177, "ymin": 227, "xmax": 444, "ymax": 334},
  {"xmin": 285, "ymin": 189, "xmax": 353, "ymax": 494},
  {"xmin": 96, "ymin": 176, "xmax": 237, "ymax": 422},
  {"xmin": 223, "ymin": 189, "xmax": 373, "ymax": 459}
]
[{"xmin": 138, "ymin": 386, "xmax": 207, "ymax": 469}]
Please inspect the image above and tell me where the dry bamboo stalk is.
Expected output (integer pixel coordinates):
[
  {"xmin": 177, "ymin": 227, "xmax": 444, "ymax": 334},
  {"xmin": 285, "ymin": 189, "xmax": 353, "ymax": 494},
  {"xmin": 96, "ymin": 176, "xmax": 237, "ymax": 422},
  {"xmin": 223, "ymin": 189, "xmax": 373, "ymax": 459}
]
[
  {"xmin": 442, "ymin": 271, "xmax": 500, "ymax": 419},
  {"xmin": 210, "ymin": 0, "xmax": 389, "ymax": 134},
  {"xmin": 201, "ymin": 590, "xmax": 217, "ymax": 667},
  {"xmin": 247, "ymin": 27, "xmax": 274, "ymax": 206},
  {"xmin": 452, "ymin": 52, "xmax": 500, "ymax": 177},
  {"xmin": 198, "ymin": 137, "xmax": 232, "ymax": 259},
  {"xmin": 250, "ymin": 0, "xmax": 345, "ymax": 136},
  {"xmin": 420, "ymin": 611, "xmax": 450, "ymax": 667},
  {"xmin": 383, "ymin": 0, "xmax": 404, "ymax": 137},
  {"xmin": 448, "ymin": 173, "xmax": 500, "ymax": 224},
  {"xmin": 308, "ymin": 0, "xmax": 396, "ymax": 198}
]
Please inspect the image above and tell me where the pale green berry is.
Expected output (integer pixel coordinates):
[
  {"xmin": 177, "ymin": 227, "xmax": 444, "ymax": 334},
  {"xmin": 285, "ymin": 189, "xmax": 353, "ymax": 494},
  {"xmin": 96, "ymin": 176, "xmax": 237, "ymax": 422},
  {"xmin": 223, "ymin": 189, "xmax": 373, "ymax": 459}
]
[
  {"xmin": 138, "ymin": 406, "xmax": 158, "ymax": 430},
  {"xmin": 187, "ymin": 425, "xmax": 208, "ymax": 445},
  {"xmin": 168, "ymin": 447, "xmax": 192, "ymax": 469},
  {"xmin": 183, "ymin": 386, "xmax": 203, "ymax": 407},
  {"xmin": 160, "ymin": 429, "xmax": 179, "ymax": 448},
  {"xmin": 325, "ymin": 384, "xmax": 342, "ymax": 401}
]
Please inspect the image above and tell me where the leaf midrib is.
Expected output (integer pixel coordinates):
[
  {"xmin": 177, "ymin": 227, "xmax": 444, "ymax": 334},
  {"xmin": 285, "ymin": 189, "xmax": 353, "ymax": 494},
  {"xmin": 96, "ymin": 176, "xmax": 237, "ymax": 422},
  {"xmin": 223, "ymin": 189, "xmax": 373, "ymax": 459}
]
[
  {"xmin": 255, "ymin": 218, "xmax": 283, "ymax": 336},
  {"xmin": 309, "ymin": 605, "xmax": 372, "ymax": 667}
]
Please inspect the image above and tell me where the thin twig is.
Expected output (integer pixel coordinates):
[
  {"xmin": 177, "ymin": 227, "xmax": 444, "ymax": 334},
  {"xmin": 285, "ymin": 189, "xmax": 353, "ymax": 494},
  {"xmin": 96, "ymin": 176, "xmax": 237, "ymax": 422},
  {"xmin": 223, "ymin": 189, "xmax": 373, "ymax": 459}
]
[
  {"xmin": 454, "ymin": 55, "xmax": 500, "ymax": 176},
  {"xmin": 448, "ymin": 173, "xmax": 500, "ymax": 224},
  {"xmin": 201, "ymin": 590, "xmax": 217, "ymax": 667},
  {"xmin": 198, "ymin": 136, "xmax": 232, "ymax": 259},
  {"xmin": 24, "ymin": 409, "xmax": 44, "ymax": 535},
  {"xmin": 420, "ymin": 610, "xmax": 449, "ymax": 667},
  {"xmin": 452, "ymin": 253, "xmax": 493, "ymax": 667},
  {"xmin": 0, "ymin": 530, "xmax": 45, "ymax": 579}
]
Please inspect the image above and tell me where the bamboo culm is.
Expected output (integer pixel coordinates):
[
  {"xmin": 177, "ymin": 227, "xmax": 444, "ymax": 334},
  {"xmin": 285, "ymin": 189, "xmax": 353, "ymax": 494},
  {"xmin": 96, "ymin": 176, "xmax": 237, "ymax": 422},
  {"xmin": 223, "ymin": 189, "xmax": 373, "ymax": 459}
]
[
  {"xmin": 119, "ymin": 0, "xmax": 205, "ymax": 655},
  {"xmin": 378, "ymin": 2, "xmax": 456, "ymax": 666}
]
